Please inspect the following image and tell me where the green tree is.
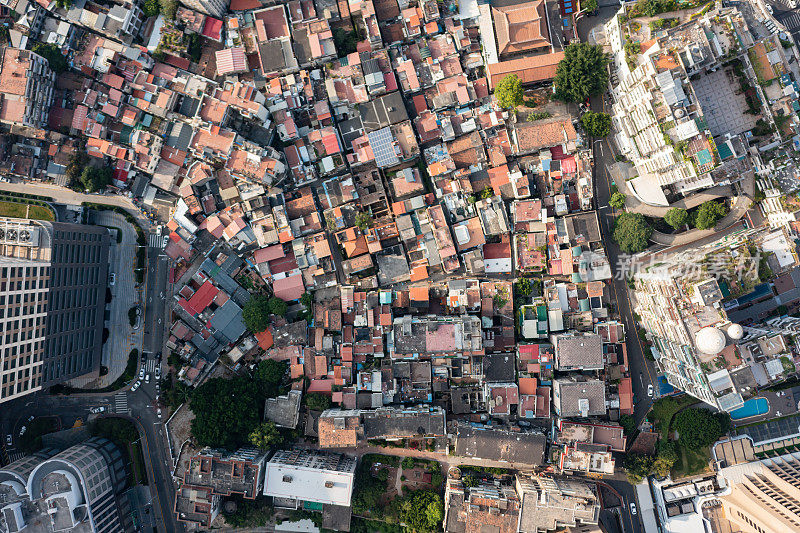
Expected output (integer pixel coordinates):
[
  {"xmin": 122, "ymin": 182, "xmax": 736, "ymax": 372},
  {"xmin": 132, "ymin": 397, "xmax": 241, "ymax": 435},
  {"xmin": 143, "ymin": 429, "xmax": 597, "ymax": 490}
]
[
  {"xmin": 355, "ymin": 211, "xmax": 373, "ymax": 231},
  {"xmin": 624, "ymin": 453, "xmax": 653, "ymax": 484},
  {"xmin": 515, "ymin": 277, "xmax": 532, "ymax": 296},
  {"xmin": 393, "ymin": 491, "xmax": 444, "ymax": 533},
  {"xmin": 300, "ymin": 292, "xmax": 313, "ymax": 308},
  {"xmin": 254, "ymin": 359, "xmax": 286, "ymax": 398},
  {"xmin": 693, "ymin": 201, "xmax": 728, "ymax": 230},
  {"xmin": 333, "ymin": 28, "xmax": 359, "ymax": 56},
  {"xmin": 268, "ymin": 296, "xmax": 288, "ymax": 316},
  {"xmin": 581, "ymin": 111, "xmax": 612, "ymax": 137},
  {"xmin": 142, "ymin": 0, "xmax": 160, "ymax": 17},
  {"xmin": 248, "ymin": 421, "xmax": 283, "ymax": 450},
  {"xmin": 554, "ymin": 43, "xmax": 610, "ymax": 103},
  {"xmin": 159, "ymin": 0, "xmax": 177, "ymax": 19},
  {"xmin": 613, "ymin": 213, "xmax": 653, "ymax": 253},
  {"xmin": 32, "ymin": 43, "xmax": 67, "ymax": 73},
  {"xmin": 664, "ymin": 207, "xmax": 688, "ymax": 230},
  {"xmin": 79, "ymin": 166, "xmax": 112, "ymax": 193},
  {"xmin": 620, "ymin": 414, "xmax": 636, "ymax": 435},
  {"xmin": 304, "ymin": 392, "xmax": 332, "ymax": 411},
  {"xmin": 652, "ymin": 441, "xmax": 679, "ymax": 477},
  {"xmin": 55, "ymin": 0, "xmax": 72, "ymax": 8},
  {"xmin": 242, "ymin": 294, "xmax": 271, "ymax": 333},
  {"xmin": 673, "ymin": 408, "xmax": 731, "ymax": 450},
  {"xmin": 495, "ymin": 74, "xmax": 524, "ymax": 109},
  {"xmin": 609, "ymin": 192, "xmax": 627, "ymax": 209},
  {"xmin": 479, "ymin": 186, "xmax": 494, "ymax": 199},
  {"xmin": 190, "ymin": 376, "xmax": 262, "ymax": 448},
  {"xmin": 582, "ymin": 0, "xmax": 598, "ymax": 11}
]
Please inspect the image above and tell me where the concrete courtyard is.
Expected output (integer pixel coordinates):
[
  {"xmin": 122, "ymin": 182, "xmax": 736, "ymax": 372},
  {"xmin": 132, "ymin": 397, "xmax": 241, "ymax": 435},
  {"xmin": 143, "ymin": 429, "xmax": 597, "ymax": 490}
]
[{"xmin": 692, "ymin": 68, "xmax": 758, "ymax": 137}]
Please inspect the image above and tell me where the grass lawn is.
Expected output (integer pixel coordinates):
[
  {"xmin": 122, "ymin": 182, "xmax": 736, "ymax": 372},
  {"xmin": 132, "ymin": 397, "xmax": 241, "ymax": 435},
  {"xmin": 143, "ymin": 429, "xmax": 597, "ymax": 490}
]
[
  {"xmin": 0, "ymin": 200, "xmax": 54, "ymax": 221},
  {"xmin": 672, "ymin": 445, "xmax": 711, "ymax": 479}
]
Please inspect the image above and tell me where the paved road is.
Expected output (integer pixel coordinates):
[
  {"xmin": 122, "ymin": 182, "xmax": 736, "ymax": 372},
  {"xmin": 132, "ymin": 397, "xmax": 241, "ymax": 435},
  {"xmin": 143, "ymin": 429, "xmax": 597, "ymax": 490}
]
[
  {"xmin": 0, "ymin": 182, "xmax": 153, "ymax": 230},
  {"xmin": 576, "ymin": 10, "xmax": 657, "ymax": 430},
  {"xmin": 144, "ymin": 252, "xmax": 169, "ymax": 354}
]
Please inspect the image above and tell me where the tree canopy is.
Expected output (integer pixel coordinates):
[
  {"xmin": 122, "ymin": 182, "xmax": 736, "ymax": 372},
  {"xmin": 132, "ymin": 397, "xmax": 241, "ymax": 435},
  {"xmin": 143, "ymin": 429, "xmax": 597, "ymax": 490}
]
[
  {"xmin": 495, "ymin": 74, "xmax": 524, "ymax": 109},
  {"xmin": 693, "ymin": 201, "xmax": 728, "ymax": 230},
  {"xmin": 268, "ymin": 296, "xmax": 288, "ymax": 317},
  {"xmin": 393, "ymin": 490, "xmax": 444, "ymax": 533},
  {"xmin": 159, "ymin": 0, "xmax": 177, "ymax": 19},
  {"xmin": 190, "ymin": 376, "xmax": 262, "ymax": 449},
  {"xmin": 189, "ymin": 359, "xmax": 290, "ymax": 448},
  {"xmin": 673, "ymin": 408, "xmax": 730, "ymax": 450},
  {"xmin": 32, "ymin": 43, "xmax": 67, "ymax": 73},
  {"xmin": 613, "ymin": 212, "xmax": 653, "ymax": 253},
  {"xmin": 624, "ymin": 453, "xmax": 653, "ymax": 484},
  {"xmin": 609, "ymin": 192, "xmax": 626, "ymax": 209},
  {"xmin": 553, "ymin": 43, "xmax": 610, "ymax": 103},
  {"xmin": 582, "ymin": 0, "xmax": 598, "ymax": 11},
  {"xmin": 355, "ymin": 211, "xmax": 373, "ymax": 231},
  {"xmin": 253, "ymin": 359, "xmax": 287, "ymax": 398},
  {"xmin": 249, "ymin": 421, "xmax": 283, "ymax": 450},
  {"xmin": 242, "ymin": 294, "xmax": 272, "ymax": 333},
  {"xmin": 664, "ymin": 207, "xmax": 688, "ymax": 230},
  {"xmin": 79, "ymin": 166, "xmax": 112, "ymax": 193},
  {"xmin": 304, "ymin": 392, "xmax": 332, "ymax": 412},
  {"xmin": 581, "ymin": 111, "xmax": 612, "ymax": 137},
  {"xmin": 142, "ymin": 0, "xmax": 160, "ymax": 17}
]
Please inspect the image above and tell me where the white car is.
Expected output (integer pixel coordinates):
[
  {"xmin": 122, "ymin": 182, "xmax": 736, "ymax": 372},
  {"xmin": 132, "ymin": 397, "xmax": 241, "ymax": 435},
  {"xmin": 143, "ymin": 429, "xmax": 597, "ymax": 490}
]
[
  {"xmin": 145, "ymin": 374, "xmax": 151, "ymax": 384},
  {"xmin": 18, "ymin": 427, "xmax": 26, "ymax": 437},
  {"xmin": 647, "ymin": 384, "xmax": 654, "ymax": 398},
  {"xmin": 155, "ymin": 367, "xmax": 161, "ymax": 380},
  {"xmin": 90, "ymin": 406, "xmax": 107, "ymax": 414},
  {"xmin": 109, "ymin": 273, "xmax": 116, "ymax": 286},
  {"xmin": 27, "ymin": 415, "xmax": 34, "ymax": 422},
  {"xmin": 630, "ymin": 502, "xmax": 637, "ymax": 515},
  {"xmin": 157, "ymin": 409, "xmax": 162, "ymax": 419},
  {"xmin": 6, "ymin": 435, "xmax": 12, "ymax": 446},
  {"xmin": 131, "ymin": 381, "xmax": 141, "ymax": 392},
  {"xmin": 139, "ymin": 368, "xmax": 145, "ymax": 380}
]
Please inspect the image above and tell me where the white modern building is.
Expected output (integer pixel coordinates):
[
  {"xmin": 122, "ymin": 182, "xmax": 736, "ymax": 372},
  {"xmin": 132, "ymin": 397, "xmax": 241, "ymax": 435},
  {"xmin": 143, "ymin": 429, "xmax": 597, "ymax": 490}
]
[{"xmin": 263, "ymin": 449, "xmax": 356, "ymax": 508}]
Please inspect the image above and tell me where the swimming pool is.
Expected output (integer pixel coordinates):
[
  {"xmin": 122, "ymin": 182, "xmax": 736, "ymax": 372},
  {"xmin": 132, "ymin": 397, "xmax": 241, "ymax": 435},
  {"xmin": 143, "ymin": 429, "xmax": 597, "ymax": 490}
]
[{"xmin": 730, "ymin": 397, "xmax": 769, "ymax": 420}]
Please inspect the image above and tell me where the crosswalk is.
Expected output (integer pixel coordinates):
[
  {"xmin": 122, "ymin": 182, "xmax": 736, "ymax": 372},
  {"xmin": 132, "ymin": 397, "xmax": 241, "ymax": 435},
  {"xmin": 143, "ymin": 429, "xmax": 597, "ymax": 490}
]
[
  {"xmin": 144, "ymin": 359, "xmax": 159, "ymax": 373},
  {"xmin": 781, "ymin": 12, "xmax": 800, "ymax": 30},
  {"xmin": 7, "ymin": 452, "xmax": 25, "ymax": 463},
  {"xmin": 114, "ymin": 393, "xmax": 128, "ymax": 413},
  {"xmin": 148, "ymin": 234, "xmax": 166, "ymax": 248}
]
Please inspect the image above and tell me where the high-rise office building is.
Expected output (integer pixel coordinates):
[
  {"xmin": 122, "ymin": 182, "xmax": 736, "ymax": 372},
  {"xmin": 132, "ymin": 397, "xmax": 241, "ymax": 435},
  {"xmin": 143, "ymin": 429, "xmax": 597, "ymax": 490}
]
[
  {"xmin": 0, "ymin": 217, "xmax": 109, "ymax": 403},
  {"xmin": 0, "ymin": 437, "xmax": 128, "ymax": 533}
]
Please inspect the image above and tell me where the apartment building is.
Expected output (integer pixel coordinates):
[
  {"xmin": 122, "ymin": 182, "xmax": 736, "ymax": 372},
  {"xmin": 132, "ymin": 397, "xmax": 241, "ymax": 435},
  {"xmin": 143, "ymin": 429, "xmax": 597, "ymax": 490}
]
[
  {"xmin": 0, "ymin": 437, "xmax": 128, "ymax": 533},
  {"xmin": 0, "ymin": 47, "xmax": 55, "ymax": 129},
  {"xmin": 0, "ymin": 218, "xmax": 110, "ymax": 403},
  {"xmin": 174, "ymin": 447, "xmax": 268, "ymax": 528}
]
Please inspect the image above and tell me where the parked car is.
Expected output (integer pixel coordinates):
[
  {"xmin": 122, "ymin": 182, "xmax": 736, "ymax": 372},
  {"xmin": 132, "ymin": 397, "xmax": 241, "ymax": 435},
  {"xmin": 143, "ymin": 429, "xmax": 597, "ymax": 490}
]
[
  {"xmin": 6, "ymin": 435, "xmax": 12, "ymax": 446},
  {"xmin": 630, "ymin": 503, "xmax": 637, "ymax": 515},
  {"xmin": 647, "ymin": 384, "xmax": 654, "ymax": 398},
  {"xmin": 109, "ymin": 273, "xmax": 116, "ymax": 286},
  {"xmin": 155, "ymin": 367, "xmax": 161, "ymax": 380}
]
